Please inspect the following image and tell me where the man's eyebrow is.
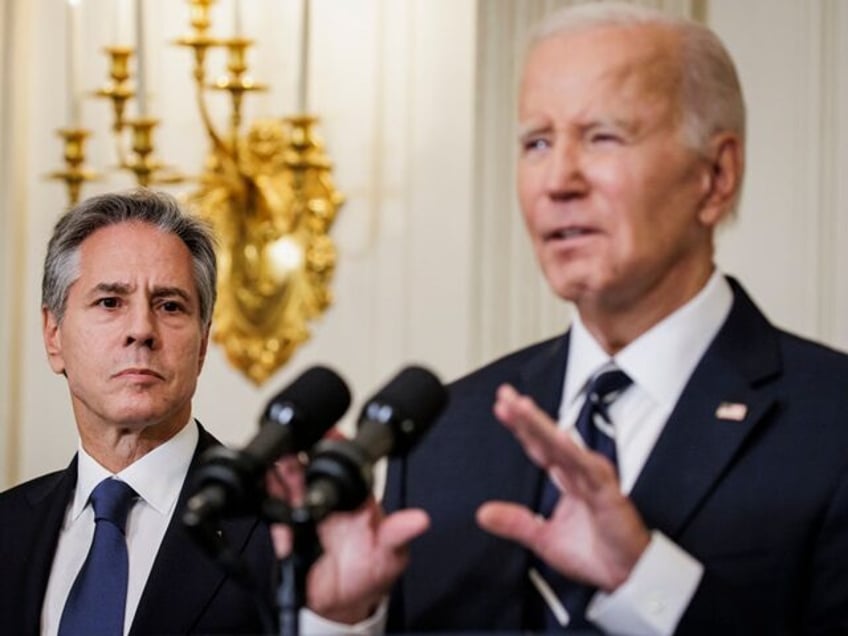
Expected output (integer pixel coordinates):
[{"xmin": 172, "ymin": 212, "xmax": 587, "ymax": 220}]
[
  {"xmin": 150, "ymin": 286, "xmax": 193, "ymax": 303},
  {"xmin": 584, "ymin": 116, "xmax": 635, "ymax": 131},
  {"xmin": 517, "ymin": 122, "xmax": 552, "ymax": 141},
  {"xmin": 89, "ymin": 282, "xmax": 134, "ymax": 296}
]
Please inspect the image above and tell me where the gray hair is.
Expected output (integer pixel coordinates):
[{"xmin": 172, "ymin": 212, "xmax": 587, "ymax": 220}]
[
  {"xmin": 42, "ymin": 189, "xmax": 218, "ymax": 328},
  {"xmin": 527, "ymin": 2, "xmax": 746, "ymax": 152}
]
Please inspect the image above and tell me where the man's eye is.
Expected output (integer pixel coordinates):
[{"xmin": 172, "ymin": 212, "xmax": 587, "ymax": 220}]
[
  {"xmin": 589, "ymin": 131, "xmax": 622, "ymax": 144},
  {"xmin": 161, "ymin": 300, "xmax": 185, "ymax": 313},
  {"xmin": 97, "ymin": 297, "xmax": 120, "ymax": 309},
  {"xmin": 522, "ymin": 137, "xmax": 550, "ymax": 153}
]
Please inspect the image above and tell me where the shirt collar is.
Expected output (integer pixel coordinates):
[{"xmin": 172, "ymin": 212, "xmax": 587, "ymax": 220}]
[
  {"xmin": 70, "ymin": 416, "xmax": 199, "ymax": 520},
  {"xmin": 565, "ymin": 270, "xmax": 733, "ymax": 413}
]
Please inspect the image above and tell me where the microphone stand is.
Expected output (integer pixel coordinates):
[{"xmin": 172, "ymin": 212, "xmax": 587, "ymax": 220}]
[{"xmin": 263, "ymin": 499, "xmax": 322, "ymax": 636}]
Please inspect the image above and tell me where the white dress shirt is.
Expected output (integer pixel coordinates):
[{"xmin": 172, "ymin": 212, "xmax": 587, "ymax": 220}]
[{"xmin": 41, "ymin": 418, "xmax": 198, "ymax": 636}]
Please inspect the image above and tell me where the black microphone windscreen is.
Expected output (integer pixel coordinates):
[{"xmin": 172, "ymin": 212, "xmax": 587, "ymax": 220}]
[
  {"xmin": 262, "ymin": 365, "xmax": 352, "ymax": 450},
  {"xmin": 358, "ymin": 365, "xmax": 448, "ymax": 457},
  {"xmin": 372, "ymin": 365, "xmax": 448, "ymax": 426}
]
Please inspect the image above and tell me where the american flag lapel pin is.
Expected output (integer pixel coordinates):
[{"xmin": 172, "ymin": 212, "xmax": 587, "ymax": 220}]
[{"xmin": 715, "ymin": 401, "xmax": 748, "ymax": 421}]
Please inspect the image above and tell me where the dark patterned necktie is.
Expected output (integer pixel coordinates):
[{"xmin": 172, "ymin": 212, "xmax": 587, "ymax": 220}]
[
  {"xmin": 534, "ymin": 367, "xmax": 632, "ymax": 630},
  {"xmin": 58, "ymin": 478, "xmax": 137, "ymax": 636},
  {"xmin": 573, "ymin": 368, "xmax": 632, "ymax": 469}
]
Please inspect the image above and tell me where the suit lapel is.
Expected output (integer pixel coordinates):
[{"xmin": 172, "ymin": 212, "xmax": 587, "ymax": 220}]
[
  {"xmin": 630, "ymin": 279, "xmax": 782, "ymax": 537},
  {"xmin": 18, "ymin": 461, "xmax": 78, "ymax": 635},
  {"xmin": 519, "ymin": 334, "xmax": 570, "ymax": 420},
  {"xmin": 515, "ymin": 334, "xmax": 571, "ymax": 509},
  {"xmin": 129, "ymin": 424, "xmax": 267, "ymax": 634}
]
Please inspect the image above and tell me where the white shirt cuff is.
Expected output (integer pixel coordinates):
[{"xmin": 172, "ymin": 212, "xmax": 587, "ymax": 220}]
[
  {"xmin": 587, "ymin": 531, "xmax": 703, "ymax": 636},
  {"xmin": 299, "ymin": 598, "xmax": 387, "ymax": 636}
]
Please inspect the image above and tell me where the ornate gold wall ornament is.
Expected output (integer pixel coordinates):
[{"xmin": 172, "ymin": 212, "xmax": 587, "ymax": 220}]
[
  {"xmin": 190, "ymin": 116, "xmax": 344, "ymax": 384},
  {"xmin": 50, "ymin": 0, "xmax": 344, "ymax": 384}
]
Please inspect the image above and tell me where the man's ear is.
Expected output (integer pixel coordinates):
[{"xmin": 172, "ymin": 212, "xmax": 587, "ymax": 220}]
[
  {"xmin": 42, "ymin": 307, "xmax": 66, "ymax": 375},
  {"xmin": 698, "ymin": 132, "xmax": 744, "ymax": 227}
]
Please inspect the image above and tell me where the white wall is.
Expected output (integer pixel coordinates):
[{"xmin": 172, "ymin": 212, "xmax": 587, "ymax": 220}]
[
  {"xmin": 710, "ymin": 0, "xmax": 848, "ymax": 348},
  {"xmin": 1, "ymin": 0, "xmax": 846, "ymax": 488}
]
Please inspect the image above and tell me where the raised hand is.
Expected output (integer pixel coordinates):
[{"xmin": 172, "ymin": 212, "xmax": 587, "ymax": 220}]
[
  {"xmin": 477, "ymin": 384, "xmax": 650, "ymax": 592},
  {"xmin": 307, "ymin": 499, "xmax": 429, "ymax": 623},
  {"xmin": 266, "ymin": 449, "xmax": 429, "ymax": 624}
]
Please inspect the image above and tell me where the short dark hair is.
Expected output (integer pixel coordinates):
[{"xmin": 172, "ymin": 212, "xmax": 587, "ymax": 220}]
[{"xmin": 42, "ymin": 189, "xmax": 218, "ymax": 328}]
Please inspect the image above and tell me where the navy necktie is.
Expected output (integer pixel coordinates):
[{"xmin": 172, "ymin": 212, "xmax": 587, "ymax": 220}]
[
  {"xmin": 534, "ymin": 367, "xmax": 632, "ymax": 630},
  {"xmin": 58, "ymin": 478, "xmax": 137, "ymax": 636},
  {"xmin": 573, "ymin": 368, "xmax": 632, "ymax": 470}
]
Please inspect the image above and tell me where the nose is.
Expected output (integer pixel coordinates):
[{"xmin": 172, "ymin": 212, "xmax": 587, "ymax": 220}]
[
  {"xmin": 124, "ymin": 305, "xmax": 158, "ymax": 349},
  {"xmin": 544, "ymin": 137, "xmax": 586, "ymax": 199}
]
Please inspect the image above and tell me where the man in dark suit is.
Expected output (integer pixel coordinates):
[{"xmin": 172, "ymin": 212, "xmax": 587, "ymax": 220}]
[
  {"xmin": 383, "ymin": 276, "xmax": 848, "ymax": 634},
  {"xmin": 298, "ymin": 4, "xmax": 848, "ymax": 635},
  {"xmin": 0, "ymin": 190, "xmax": 277, "ymax": 635}
]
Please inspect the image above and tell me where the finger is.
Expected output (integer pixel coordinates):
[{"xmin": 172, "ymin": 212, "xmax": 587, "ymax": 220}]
[
  {"xmin": 265, "ymin": 454, "xmax": 306, "ymax": 505},
  {"xmin": 546, "ymin": 450, "xmax": 618, "ymax": 502},
  {"xmin": 269, "ymin": 523, "xmax": 292, "ymax": 559},
  {"xmin": 494, "ymin": 385, "xmax": 566, "ymax": 459},
  {"xmin": 318, "ymin": 501, "xmax": 429, "ymax": 552},
  {"xmin": 494, "ymin": 385, "xmax": 615, "ymax": 494},
  {"xmin": 476, "ymin": 501, "xmax": 544, "ymax": 551},
  {"xmin": 377, "ymin": 509, "xmax": 431, "ymax": 551},
  {"xmin": 371, "ymin": 509, "xmax": 431, "ymax": 586}
]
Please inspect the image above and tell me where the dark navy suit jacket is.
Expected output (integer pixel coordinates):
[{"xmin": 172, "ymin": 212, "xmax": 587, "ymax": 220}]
[
  {"xmin": 385, "ymin": 279, "xmax": 848, "ymax": 634},
  {"xmin": 0, "ymin": 423, "xmax": 276, "ymax": 635}
]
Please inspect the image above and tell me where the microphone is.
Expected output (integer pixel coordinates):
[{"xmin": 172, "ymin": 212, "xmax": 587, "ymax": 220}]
[
  {"xmin": 304, "ymin": 365, "xmax": 448, "ymax": 522},
  {"xmin": 183, "ymin": 365, "xmax": 351, "ymax": 530}
]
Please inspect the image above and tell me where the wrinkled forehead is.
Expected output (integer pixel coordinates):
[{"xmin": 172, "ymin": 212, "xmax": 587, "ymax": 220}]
[{"xmin": 76, "ymin": 221, "xmax": 196, "ymax": 284}]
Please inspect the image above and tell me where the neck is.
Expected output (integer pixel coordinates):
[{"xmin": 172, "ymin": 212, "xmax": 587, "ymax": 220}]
[
  {"xmin": 578, "ymin": 262, "xmax": 716, "ymax": 356},
  {"xmin": 76, "ymin": 411, "xmax": 190, "ymax": 474}
]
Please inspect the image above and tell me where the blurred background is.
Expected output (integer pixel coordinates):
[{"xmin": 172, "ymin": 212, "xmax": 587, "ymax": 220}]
[{"xmin": 1, "ymin": 0, "xmax": 846, "ymax": 489}]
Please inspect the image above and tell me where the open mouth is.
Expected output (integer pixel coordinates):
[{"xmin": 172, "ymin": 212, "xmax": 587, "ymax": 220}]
[{"xmin": 545, "ymin": 227, "xmax": 596, "ymax": 241}]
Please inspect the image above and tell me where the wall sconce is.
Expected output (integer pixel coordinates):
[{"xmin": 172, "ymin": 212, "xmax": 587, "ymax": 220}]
[{"xmin": 50, "ymin": 0, "xmax": 345, "ymax": 385}]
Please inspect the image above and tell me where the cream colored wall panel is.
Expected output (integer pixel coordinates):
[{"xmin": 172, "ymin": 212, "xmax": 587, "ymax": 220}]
[
  {"xmin": 16, "ymin": 0, "xmax": 79, "ymax": 485},
  {"xmin": 709, "ymin": 0, "xmax": 847, "ymax": 351},
  {"xmin": 402, "ymin": 0, "xmax": 476, "ymax": 381},
  {"xmin": 0, "ymin": 0, "xmax": 34, "ymax": 486},
  {"xmin": 832, "ymin": 2, "xmax": 848, "ymax": 350}
]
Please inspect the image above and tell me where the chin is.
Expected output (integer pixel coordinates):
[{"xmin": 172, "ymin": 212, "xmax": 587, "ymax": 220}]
[
  {"xmin": 545, "ymin": 275, "xmax": 592, "ymax": 303},
  {"xmin": 109, "ymin": 403, "xmax": 174, "ymax": 428},
  {"xmin": 110, "ymin": 415, "xmax": 166, "ymax": 430}
]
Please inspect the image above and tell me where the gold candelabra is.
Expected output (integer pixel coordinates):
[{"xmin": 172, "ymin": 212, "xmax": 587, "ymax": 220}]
[
  {"xmin": 48, "ymin": 128, "xmax": 99, "ymax": 206},
  {"xmin": 50, "ymin": 0, "xmax": 344, "ymax": 385}
]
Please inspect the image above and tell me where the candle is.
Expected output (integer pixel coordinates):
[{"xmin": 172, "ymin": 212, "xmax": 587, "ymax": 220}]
[
  {"xmin": 135, "ymin": 0, "xmax": 147, "ymax": 116},
  {"xmin": 233, "ymin": 0, "xmax": 243, "ymax": 37},
  {"xmin": 114, "ymin": 0, "xmax": 132, "ymax": 45},
  {"xmin": 297, "ymin": 0, "xmax": 310, "ymax": 113},
  {"xmin": 66, "ymin": 0, "xmax": 82, "ymax": 126}
]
